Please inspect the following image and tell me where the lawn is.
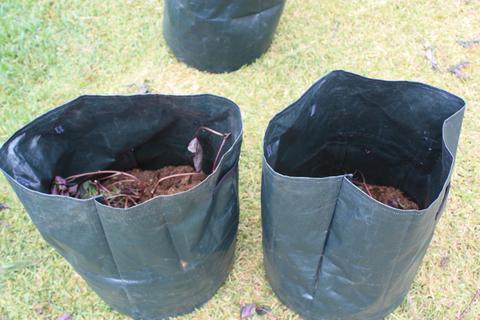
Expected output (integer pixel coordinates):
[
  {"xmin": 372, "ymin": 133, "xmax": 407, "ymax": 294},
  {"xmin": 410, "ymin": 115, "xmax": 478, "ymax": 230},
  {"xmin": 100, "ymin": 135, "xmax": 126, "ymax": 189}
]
[{"xmin": 0, "ymin": 0, "xmax": 479, "ymax": 319}]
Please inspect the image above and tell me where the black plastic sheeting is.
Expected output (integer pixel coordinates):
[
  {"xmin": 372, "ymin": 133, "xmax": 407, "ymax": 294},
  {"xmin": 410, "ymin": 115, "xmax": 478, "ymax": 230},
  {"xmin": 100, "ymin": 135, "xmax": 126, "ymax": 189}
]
[
  {"xmin": 262, "ymin": 71, "xmax": 465, "ymax": 320},
  {"xmin": 0, "ymin": 94, "xmax": 243, "ymax": 319},
  {"xmin": 163, "ymin": 0, "xmax": 286, "ymax": 73}
]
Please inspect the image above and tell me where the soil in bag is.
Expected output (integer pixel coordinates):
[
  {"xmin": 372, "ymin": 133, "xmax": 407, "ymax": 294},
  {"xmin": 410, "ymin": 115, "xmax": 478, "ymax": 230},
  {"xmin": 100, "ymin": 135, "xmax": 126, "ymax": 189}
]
[
  {"xmin": 102, "ymin": 165, "xmax": 207, "ymax": 206},
  {"xmin": 106, "ymin": 166, "xmax": 207, "ymax": 197},
  {"xmin": 353, "ymin": 173, "xmax": 419, "ymax": 210}
]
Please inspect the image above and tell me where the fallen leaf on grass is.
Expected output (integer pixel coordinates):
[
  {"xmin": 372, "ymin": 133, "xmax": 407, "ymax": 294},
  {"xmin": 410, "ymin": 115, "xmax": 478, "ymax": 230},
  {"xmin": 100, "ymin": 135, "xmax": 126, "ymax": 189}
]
[
  {"xmin": 33, "ymin": 303, "xmax": 48, "ymax": 315},
  {"xmin": 456, "ymin": 39, "xmax": 480, "ymax": 49},
  {"xmin": 57, "ymin": 313, "xmax": 72, "ymax": 320},
  {"xmin": 331, "ymin": 20, "xmax": 340, "ymax": 40},
  {"xmin": 255, "ymin": 306, "xmax": 272, "ymax": 315},
  {"xmin": 240, "ymin": 303, "xmax": 273, "ymax": 319},
  {"xmin": 448, "ymin": 61, "xmax": 470, "ymax": 80},
  {"xmin": 423, "ymin": 43, "xmax": 439, "ymax": 70},
  {"xmin": 240, "ymin": 304, "xmax": 256, "ymax": 318},
  {"xmin": 0, "ymin": 220, "xmax": 12, "ymax": 228},
  {"xmin": 439, "ymin": 255, "xmax": 449, "ymax": 269},
  {"xmin": 136, "ymin": 81, "xmax": 150, "ymax": 94},
  {"xmin": 127, "ymin": 81, "xmax": 150, "ymax": 94}
]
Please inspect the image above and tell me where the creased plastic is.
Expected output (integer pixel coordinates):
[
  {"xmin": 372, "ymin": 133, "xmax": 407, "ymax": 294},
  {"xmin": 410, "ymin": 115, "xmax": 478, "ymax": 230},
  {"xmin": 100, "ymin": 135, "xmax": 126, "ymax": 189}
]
[
  {"xmin": 262, "ymin": 71, "xmax": 465, "ymax": 320},
  {"xmin": 0, "ymin": 94, "xmax": 243, "ymax": 320},
  {"xmin": 163, "ymin": 0, "xmax": 286, "ymax": 73}
]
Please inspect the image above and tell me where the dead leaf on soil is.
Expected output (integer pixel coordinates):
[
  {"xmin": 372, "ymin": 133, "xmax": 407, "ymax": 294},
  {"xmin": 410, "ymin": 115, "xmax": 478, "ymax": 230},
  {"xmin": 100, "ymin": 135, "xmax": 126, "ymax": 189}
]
[{"xmin": 188, "ymin": 137, "xmax": 203, "ymax": 172}]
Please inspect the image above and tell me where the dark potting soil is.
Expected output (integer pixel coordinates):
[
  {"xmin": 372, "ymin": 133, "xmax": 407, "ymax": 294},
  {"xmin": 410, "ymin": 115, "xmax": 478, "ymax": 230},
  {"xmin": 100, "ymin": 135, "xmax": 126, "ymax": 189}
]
[
  {"xmin": 102, "ymin": 165, "xmax": 207, "ymax": 208},
  {"xmin": 354, "ymin": 181, "xmax": 420, "ymax": 210}
]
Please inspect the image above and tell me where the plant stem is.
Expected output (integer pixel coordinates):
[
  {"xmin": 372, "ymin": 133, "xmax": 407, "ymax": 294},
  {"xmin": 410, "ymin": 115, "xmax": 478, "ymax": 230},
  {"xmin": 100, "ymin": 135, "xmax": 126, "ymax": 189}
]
[
  {"xmin": 107, "ymin": 179, "xmax": 137, "ymax": 187},
  {"xmin": 354, "ymin": 170, "xmax": 373, "ymax": 198},
  {"xmin": 212, "ymin": 132, "xmax": 231, "ymax": 171},
  {"xmin": 66, "ymin": 170, "xmax": 140, "ymax": 183},
  {"xmin": 94, "ymin": 180, "xmax": 113, "ymax": 194},
  {"xmin": 105, "ymin": 194, "xmax": 141, "ymax": 200},
  {"xmin": 196, "ymin": 126, "xmax": 232, "ymax": 171},
  {"xmin": 197, "ymin": 126, "xmax": 227, "ymax": 137},
  {"xmin": 457, "ymin": 289, "xmax": 480, "ymax": 320},
  {"xmin": 150, "ymin": 172, "xmax": 204, "ymax": 195},
  {"xmin": 127, "ymin": 196, "xmax": 138, "ymax": 205}
]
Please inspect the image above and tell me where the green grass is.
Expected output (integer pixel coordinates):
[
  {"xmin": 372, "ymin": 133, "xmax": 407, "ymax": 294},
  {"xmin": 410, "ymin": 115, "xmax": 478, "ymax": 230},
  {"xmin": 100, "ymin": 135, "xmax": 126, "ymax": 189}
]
[{"xmin": 1, "ymin": 0, "xmax": 479, "ymax": 319}]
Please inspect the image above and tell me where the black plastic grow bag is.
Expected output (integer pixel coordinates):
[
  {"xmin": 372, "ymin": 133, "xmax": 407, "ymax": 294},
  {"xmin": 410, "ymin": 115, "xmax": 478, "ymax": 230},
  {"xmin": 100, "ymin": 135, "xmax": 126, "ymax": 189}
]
[
  {"xmin": 262, "ymin": 71, "xmax": 465, "ymax": 320},
  {"xmin": 163, "ymin": 0, "xmax": 286, "ymax": 73},
  {"xmin": 0, "ymin": 94, "xmax": 243, "ymax": 319}
]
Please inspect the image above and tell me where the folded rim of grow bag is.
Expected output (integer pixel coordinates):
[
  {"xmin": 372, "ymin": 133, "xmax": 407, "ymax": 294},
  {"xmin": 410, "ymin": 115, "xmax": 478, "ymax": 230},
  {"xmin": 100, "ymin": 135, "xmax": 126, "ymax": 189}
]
[
  {"xmin": 0, "ymin": 94, "xmax": 243, "ymax": 198},
  {"xmin": 263, "ymin": 70, "xmax": 465, "ymax": 211},
  {"xmin": 163, "ymin": 0, "xmax": 286, "ymax": 73}
]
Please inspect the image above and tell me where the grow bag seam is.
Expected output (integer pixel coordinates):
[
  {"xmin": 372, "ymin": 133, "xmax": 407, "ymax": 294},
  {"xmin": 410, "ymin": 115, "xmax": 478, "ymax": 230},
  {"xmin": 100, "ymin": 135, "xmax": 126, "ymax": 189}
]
[
  {"xmin": 213, "ymin": 160, "xmax": 239, "ymax": 192},
  {"xmin": 435, "ymin": 183, "xmax": 451, "ymax": 221},
  {"xmin": 162, "ymin": 208, "xmax": 187, "ymax": 271},
  {"xmin": 379, "ymin": 214, "xmax": 414, "ymax": 310},
  {"xmin": 309, "ymin": 177, "xmax": 346, "ymax": 313},
  {"xmin": 93, "ymin": 200, "xmax": 137, "ymax": 315}
]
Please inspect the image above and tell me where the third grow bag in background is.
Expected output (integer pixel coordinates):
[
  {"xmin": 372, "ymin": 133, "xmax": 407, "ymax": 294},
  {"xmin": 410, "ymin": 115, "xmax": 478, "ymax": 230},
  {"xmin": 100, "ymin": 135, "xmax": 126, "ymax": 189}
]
[
  {"xmin": 262, "ymin": 71, "xmax": 465, "ymax": 320},
  {"xmin": 163, "ymin": 0, "xmax": 286, "ymax": 73},
  {"xmin": 0, "ymin": 94, "xmax": 243, "ymax": 319}
]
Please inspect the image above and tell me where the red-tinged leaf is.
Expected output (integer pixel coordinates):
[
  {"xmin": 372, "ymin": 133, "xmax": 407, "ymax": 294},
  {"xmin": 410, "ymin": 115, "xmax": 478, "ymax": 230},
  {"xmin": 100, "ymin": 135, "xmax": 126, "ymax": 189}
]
[
  {"xmin": 68, "ymin": 184, "xmax": 78, "ymax": 195},
  {"xmin": 54, "ymin": 176, "xmax": 67, "ymax": 185},
  {"xmin": 188, "ymin": 137, "xmax": 203, "ymax": 172},
  {"xmin": 51, "ymin": 176, "xmax": 80, "ymax": 197}
]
